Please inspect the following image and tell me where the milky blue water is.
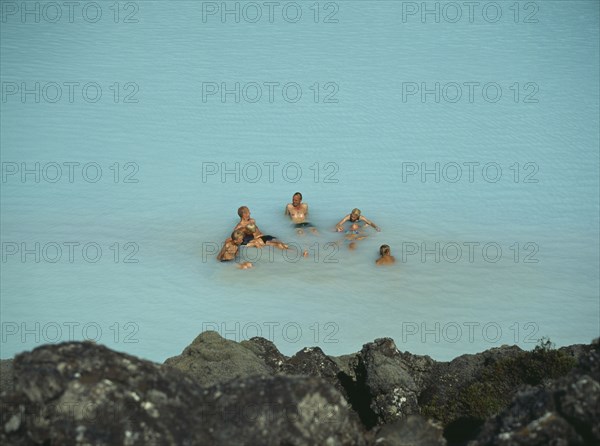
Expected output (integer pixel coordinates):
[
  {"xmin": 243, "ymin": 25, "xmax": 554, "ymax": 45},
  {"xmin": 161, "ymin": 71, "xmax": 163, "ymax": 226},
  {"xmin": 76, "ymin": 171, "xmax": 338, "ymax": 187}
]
[{"xmin": 1, "ymin": 1, "xmax": 598, "ymax": 363}]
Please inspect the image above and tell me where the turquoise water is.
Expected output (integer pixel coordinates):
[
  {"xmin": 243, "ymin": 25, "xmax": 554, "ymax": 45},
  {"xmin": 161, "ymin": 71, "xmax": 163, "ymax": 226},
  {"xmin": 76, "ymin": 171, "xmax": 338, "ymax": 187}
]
[{"xmin": 1, "ymin": 1, "xmax": 598, "ymax": 362}]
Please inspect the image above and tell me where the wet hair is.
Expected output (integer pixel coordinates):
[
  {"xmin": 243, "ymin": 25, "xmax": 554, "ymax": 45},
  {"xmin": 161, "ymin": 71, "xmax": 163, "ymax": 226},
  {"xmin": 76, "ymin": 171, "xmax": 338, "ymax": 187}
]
[
  {"xmin": 237, "ymin": 206, "xmax": 249, "ymax": 218},
  {"xmin": 293, "ymin": 192, "xmax": 302, "ymax": 200},
  {"xmin": 245, "ymin": 223, "xmax": 257, "ymax": 233},
  {"xmin": 380, "ymin": 244, "xmax": 391, "ymax": 256},
  {"xmin": 232, "ymin": 230, "xmax": 245, "ymax": 240}
]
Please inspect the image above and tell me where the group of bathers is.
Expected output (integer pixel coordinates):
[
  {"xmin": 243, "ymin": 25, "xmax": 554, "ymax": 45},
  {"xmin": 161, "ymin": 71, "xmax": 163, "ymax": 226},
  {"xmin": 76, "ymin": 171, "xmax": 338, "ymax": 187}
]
[{"xmin": 216, "ymin": 192, "xmax": 394, "ymax": 266}]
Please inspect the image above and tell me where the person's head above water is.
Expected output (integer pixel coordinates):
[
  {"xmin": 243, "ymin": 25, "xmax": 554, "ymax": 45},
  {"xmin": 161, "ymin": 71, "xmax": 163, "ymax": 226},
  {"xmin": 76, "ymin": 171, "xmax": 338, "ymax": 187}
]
[
  {"xmin": 238, "ymin": 206, "xmax": 249, "ymax": 219},
  {"xmin": 350, "ymin": 223, "xmax": 360, "ymax": 231},
  {"xmin": 350, "ymin": 208, "xmax": 361, "ymax": 221},
  {"xmin": 245, "ymin": 223, "xmax": 257, "ymax": 234},
  {"xmin": 380, "ymin": 244, "xmax": 391, "ymax": 256},
  {"xmin": 232, "ymin": 229, "xmax": 245, "ymax": 244},
  {"xmin": 292, "ymin": 192, "xmax": 302, "ymax": 206}
]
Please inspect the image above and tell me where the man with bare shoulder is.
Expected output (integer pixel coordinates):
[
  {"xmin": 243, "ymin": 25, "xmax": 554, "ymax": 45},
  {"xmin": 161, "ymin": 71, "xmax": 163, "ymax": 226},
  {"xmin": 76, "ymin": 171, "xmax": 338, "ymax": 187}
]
[
  {"xmin": 376, "ymin": 244, "xmax": 395, "ymax": 265},
  {"xmin": 217, "ymin": 230, "xmax": 252, "ymax": 269},
  {"xmin": 336, "ymin": 208, "xmax": 381, "ymax": 232},
  {"xmin": 234, "ymin": 206, "xmax": 263, "ymax": 244},
  {"xmin": 285, "ymin": 192, "xmax": 318, "ymax": 235},
  {"xmin": 234, "ymin": 206, "xmax": 255, "ymax": 233}
]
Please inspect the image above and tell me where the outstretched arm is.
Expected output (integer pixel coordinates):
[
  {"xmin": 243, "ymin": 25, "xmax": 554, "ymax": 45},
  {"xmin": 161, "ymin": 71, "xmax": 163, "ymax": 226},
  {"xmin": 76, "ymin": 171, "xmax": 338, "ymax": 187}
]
[
  {"xmin": 335, "ymin": 214, "xmax": 350, "ymax": 231},
  {"xmin": 360, "ymin": 216, "xmax": 381, "ymax": 231}
]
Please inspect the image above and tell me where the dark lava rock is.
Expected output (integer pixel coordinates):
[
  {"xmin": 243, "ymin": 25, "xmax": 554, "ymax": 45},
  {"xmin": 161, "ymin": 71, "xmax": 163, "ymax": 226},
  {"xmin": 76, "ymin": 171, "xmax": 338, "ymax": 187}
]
[
  {"xmin": 200, "ymin": 374, "xmax": 367, "ymax": 446},
  {"xmin": 419, "ymin": 345, "xmax": 524, "ymax": 423},
  {"xmin": 163, "ymin": 330, "xmax": 271, "ymax": 387},
  {"xmin": 374, "ymin": 415, "xmax": 447, "ymax": 446},
  {"xmin": 165, "ymin": 333, "xmax": 358, "ymax": 415},
  {"xmin": 397, "ymin": 351, "xmax": 436, "ymax": 393},
  {"xmin": 330, "ymin": 353, "xmax": 361, "ymax": 382},
  {"xmin": 282, "ymin": 347, "xmax": 348, "ymax": 399},
  {"xmin": 0, "ymin": 359, "xmax": 14, "ymax": 394},
  {"xmin": 1, "ymin": 341, "xmax": 210, "ymax": 445},
  {"xmin": 240, "ymin": 336, "xmax": 287, "ymax": 373},
  {"xmin": 1, "ymin": 341, "xmax": 367, "ymax": 446},
  {"xmin": 471, "ymin": 343, "xmax": 600, "ymax": 446},
  {"xmin": 359, "ymin": 338, "xmax": 421, "ymax": 425},
  {"xmin": 570, "ymin": 338, "xmax": 600, "ymax": 378},
  {"xmin": 162, "ymin": 332, "xmax": 376, "ymax": 428},
  {"xmin": 4, "ymin": 332, "xmax": 595, "ymax": 446},
  {"xmin": 419, "ymin": 343, "xmax": 579, "ymax": 430},
  {"xmin": 470, "ymin": 374, "xmax": 600, "ymax": 445}
]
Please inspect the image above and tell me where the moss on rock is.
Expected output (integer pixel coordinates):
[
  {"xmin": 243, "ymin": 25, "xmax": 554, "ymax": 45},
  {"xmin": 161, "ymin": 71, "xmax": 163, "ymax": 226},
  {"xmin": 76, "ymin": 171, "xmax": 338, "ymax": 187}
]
[{"xmin": 422, "ymin": 339, "xmax": 577, "ymax": 425}]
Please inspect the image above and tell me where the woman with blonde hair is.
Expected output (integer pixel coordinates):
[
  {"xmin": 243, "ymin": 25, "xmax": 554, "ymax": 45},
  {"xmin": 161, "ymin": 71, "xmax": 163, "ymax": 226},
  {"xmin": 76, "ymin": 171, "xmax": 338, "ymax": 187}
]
[{"xmin": 336, "ymin": 208, "xmax": 381, "ymax": 232}]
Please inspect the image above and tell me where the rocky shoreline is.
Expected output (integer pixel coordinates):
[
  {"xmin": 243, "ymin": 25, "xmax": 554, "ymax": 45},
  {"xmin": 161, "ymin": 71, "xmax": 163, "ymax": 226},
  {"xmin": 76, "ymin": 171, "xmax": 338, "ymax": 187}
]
[{"xmin": 1, "ymin": 332, "xmax": 598, "ymax": 445}]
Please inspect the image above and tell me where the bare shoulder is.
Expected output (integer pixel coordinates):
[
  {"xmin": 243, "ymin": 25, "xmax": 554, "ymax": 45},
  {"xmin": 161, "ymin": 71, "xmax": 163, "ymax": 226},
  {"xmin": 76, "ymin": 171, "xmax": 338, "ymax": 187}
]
[{"xmin": 376, "ymin": 256, "xmax": 395, "ymax": 265}]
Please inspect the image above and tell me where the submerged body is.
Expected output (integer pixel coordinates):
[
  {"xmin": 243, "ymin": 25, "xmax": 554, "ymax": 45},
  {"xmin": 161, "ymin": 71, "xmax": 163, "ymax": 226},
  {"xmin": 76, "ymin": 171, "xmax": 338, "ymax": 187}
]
[
  {"xmin": 285, "ymin": 192, "xmax": 318, "ymax": 235},
  {"xmin": 376, "ymin": 244, "xmax": 395, "ymax": 265},
  {"xmin": 235, "ymin": 206, "xmax": 288, "ymax": 250},
  {"xmin": 336, "ymin": 208, "xmax": 381, "ymax": 232},
  {"xmin": 217, "ymin": 230, "xmax": 245, "ymax": 262},
  {"xmin": 245, "ymin": 223, "xmax": 288, "ymax": 250}
]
